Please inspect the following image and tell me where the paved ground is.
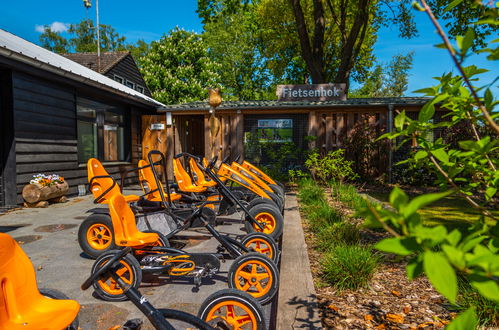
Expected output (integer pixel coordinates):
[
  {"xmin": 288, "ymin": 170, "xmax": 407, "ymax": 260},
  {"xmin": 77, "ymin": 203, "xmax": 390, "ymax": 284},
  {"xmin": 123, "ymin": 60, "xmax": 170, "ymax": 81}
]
[{"xmin": 0, "ymin": 188, "xmax": 275, "ymax": 329}]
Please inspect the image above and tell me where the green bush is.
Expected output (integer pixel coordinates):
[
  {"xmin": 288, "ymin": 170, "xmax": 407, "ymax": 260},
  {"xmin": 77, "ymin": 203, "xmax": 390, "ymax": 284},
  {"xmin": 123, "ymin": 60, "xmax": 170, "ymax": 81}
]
[
  {"xmin": 305, "ymin": 149, "xmax": 358, "ymax": 184},
  {"xmin": 322, "ymin": 244, "xmax": 379, "ymax": 290},
  {"xmin": 316, "ymin": 222, "xmax": 361, "ymax": 251}
]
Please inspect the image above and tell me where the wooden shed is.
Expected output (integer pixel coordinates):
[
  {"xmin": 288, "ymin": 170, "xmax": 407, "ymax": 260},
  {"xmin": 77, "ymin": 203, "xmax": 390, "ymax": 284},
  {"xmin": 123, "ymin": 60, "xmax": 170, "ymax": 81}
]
[{"xmin": 0, "ymin": 29, "xmax": 166, "ymax": 208}]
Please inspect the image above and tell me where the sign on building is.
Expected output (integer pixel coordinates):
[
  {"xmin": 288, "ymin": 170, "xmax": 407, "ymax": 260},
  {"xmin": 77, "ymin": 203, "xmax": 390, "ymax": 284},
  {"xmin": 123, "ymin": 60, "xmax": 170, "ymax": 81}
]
[{"xmin": 276, "ymin": 83, "xmax": 346, "ymax": 101}]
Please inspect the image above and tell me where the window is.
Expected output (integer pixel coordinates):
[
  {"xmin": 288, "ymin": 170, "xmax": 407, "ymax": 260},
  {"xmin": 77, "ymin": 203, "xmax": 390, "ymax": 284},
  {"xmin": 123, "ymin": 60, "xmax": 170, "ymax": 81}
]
[
  {"xmin": 77, "ymin": 98, "xmax": 129, "ymax": 163},
  {"xmin": 125, "ymin": 80, "xmax": 135, "ymax": 89},
  {"xmin": 136, "ymin": 85, "xmax": 145, "ymax": 94},
  {"xmin": 114, "ymin": 75, "xmax": 124, "ymax": 84}
]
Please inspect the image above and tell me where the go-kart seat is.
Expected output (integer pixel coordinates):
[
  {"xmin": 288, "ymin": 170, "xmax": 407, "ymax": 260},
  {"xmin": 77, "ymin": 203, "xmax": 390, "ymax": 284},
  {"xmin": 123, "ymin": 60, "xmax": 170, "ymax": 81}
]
[
  {"xmin": 87, "ymin": 158, "xmax": 140, "ymax": 204},
  {"xmin": 0, "ymin": 233, "xmax": 80, "ymax": 329},
  {"xmin": 173, "ymin": 158, "xmax": 207, "ymax": 193},
  {"xmin": 137, "ymin": 160, "xmax": 182, "ymax": 202},
  {"xmin": 188, "ymin": 158, "xmax": 217, "ymax": 188},
  {"xmin": 108, "ymin": 194, "xmax": 160, "ymax": 247}
]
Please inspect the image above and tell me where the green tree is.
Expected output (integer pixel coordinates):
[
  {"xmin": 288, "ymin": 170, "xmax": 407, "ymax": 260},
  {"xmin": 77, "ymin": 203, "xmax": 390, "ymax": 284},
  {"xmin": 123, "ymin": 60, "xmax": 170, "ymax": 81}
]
[
  {"xmin": 39, "ymin": 27, "xmax": 69, "ymax": 54},
  {"xmin": 350, "ymin": 53, "xmax": 414, "ymax": 97},
  {"xmin": 126, "ymin": 39, "xmax": 150, "ymax": 67},
  {"xmin": 203, "ymin": 8, "xmax": 273, "ymax": 100},
  {"xmin": 140, "ymin": 27, "xmax": 222, "ymax": 104},
  {"xmin": 39, "ymin": 19, "xmax": 127, "ymax": 54}
]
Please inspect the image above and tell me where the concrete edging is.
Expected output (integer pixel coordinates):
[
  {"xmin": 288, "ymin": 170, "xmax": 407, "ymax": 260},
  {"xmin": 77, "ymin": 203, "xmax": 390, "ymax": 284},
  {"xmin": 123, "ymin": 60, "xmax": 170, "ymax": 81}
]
[{"xmin": 276, "ymin": 192, "xmax": 322, "ymax": 329}]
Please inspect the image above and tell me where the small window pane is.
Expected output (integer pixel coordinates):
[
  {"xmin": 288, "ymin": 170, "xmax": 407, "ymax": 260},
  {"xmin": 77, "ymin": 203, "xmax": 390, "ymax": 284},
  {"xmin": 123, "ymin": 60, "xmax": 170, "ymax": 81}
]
[
  {"xmin": 78, "ymin": 121, "xmax": 97, "ymax": 162},
  {"xmin": 125, "ymin": 80, "xmax": 134, "ymax": 89},
  {"xmin": 114, "ymin": 75, "xmax": 124, "ymax": 84},
  {"xmin": 105, "ymin": 112, "xmax": 124, "ymax": 124}
]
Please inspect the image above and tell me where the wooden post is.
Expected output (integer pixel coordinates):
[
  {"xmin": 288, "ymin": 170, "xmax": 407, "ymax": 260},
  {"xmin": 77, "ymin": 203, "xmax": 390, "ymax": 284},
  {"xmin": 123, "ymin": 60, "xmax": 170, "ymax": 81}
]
[
  {"xmin": 336, "ymin": 113, "xmax": 345, "ymax": 147},
  {"xmin": 308, "ymin": 111, "xmax": 318, "ymax": 149},
  {"xmin": 204, "ymin": 114, "xmax": 211, "ymax": 159},
  {"xmin": 325, "ymin": 114, "xmax": 333, "ymax": 151},
  {"xmin": 232, "ymin": 112, "xmax": 244, "ymax": 160}
]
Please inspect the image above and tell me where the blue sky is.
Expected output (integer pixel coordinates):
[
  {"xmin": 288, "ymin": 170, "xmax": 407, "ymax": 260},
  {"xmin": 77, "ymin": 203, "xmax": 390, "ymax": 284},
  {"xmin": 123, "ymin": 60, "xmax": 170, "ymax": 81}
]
[{"xmin": 1, "ymin": 0, "xmax": 497, "ymax": 96}]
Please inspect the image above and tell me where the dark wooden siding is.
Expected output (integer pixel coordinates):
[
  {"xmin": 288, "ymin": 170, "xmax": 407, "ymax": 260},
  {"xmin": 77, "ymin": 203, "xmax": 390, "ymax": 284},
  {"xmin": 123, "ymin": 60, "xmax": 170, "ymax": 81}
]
[
  {"xmin": 105, "ymin": 55, "xmax": 152, "ymax": 97},
  {"xmin": 11, "ymin": 72, "xmax": 143, "ymax": 204}
]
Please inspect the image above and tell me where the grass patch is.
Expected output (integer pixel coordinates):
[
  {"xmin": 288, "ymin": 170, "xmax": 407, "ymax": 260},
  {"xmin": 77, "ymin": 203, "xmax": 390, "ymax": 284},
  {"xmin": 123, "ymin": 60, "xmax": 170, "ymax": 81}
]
[
  {"xmin": 451, "ymin": 276, "xmax": 499, "ymax": 327},
  {"xmin": 304, "ymin": 202, "xmax": 343, "ymax": 230},
  {"xmin": 316, "ymin": 222, "xmax": 361, "ymax": 251},
  {"xmin": 322, "ymin": 244, "xmax": 380, "ymax": 290},
  {"xmin": 331, "ymin": 181, "xmax": 370, "ymax": 211},
  {"xmin": 298, "ymin": 178, "xmax": 326, "ymax": 204}
]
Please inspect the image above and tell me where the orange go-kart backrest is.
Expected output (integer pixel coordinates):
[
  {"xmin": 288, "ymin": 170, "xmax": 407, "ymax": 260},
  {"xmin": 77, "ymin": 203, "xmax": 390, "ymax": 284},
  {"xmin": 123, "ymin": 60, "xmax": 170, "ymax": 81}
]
[
  {"xmin": 241, "ymin": 160, "xmax": 277, "ymax": 185},
  {"xmin": 0, "ymin": 233, "xmax": 79, "ymax": 329},
  {"xmin": 87, "ymin": 158, "xmax": 121, "ymax": 204},
  {"xmin": 173, "ymin": 158, "xmax": 195, "ymax": 189},
  {"xmin": 108, "ymin": 194, "xmax": 159, "ymax": 246},
  {"xmin": 138, "ymin": 159, "xmax": 161, "ymax": 201},
  {"xmin": 189, "ymin": 158, "xmax": 216, "ymax": 187}
]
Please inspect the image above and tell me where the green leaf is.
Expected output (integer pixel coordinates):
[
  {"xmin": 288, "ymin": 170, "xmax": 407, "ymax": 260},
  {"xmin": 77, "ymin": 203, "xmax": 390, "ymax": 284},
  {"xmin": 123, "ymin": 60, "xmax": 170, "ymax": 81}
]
[
  {"xmin": 394, "ymin": 111, "xmax": 406, "ymax": 131},
  {"xmin": 403, "ymin": 190, "xmax": 453, "ymax": 218},
  {"xmin": 469, "ymin": 274, "xmax": 499, "ymax": 303},
  {"xmin": 485, "ymin": 187, "xmax": 497, "ymax": 201},
  {"xmin": 445, "ymin": 0, "xmax": 464, "ymax": 11},
  {"xmin": 460, "ymin": 29, "xmax": 475, "ymax": 55},
  {"xmin": 446, "ymin": 229, "xmax": 462, "ymax": 246},
  {"xmin": 484, "ymin": 88, "xmax": 493, "ymax": 109},
  {"xmin": 445, "ymin": 308, "xmax": 477, "ymax": 330},
  {"xmin": 389, "ymin": 187, "xmax": 409, "ymax": 211},
  {"xmin": 423, "ymin": 251, "xmax": 457, "ymax": 303},
  {"xmin": 375, "ymin": 237, "xmax": 418, "ymax": 256},
  {"xmin": 407, "ymin": 256, "xmax": 423, "ymax": 280},
  {"xmin": 442, "ymin": 245, "xmax": 465, "ymax": 269},
  {"xmin": 431, "ymin": 148, "xmax": 449, "ymax": 164},
  {"xmin": 414, "ymin": 150, "xmax": 428, "ymax": 160},
  {"xmin": 418, "ymin": 102, "xmax": 435, "ymax": 122}
]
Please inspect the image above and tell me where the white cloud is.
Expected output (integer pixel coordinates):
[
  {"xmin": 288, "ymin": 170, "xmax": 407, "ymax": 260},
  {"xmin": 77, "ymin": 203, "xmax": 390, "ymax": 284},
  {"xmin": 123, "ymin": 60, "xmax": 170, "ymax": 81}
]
[{"xmin": 35, "ymin": 21, "xmax": 69, "ymax": 33}]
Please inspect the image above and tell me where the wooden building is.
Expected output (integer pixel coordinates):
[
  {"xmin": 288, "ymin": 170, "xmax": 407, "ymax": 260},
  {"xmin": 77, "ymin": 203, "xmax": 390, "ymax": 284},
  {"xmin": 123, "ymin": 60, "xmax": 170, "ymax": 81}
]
[
  {"xmin": 0, "ymin": 29, "xmax": 166, "ymax": 208},
  {"xmin": 152, "ymin": 97, "xmax": 437, "ymax": 180}
]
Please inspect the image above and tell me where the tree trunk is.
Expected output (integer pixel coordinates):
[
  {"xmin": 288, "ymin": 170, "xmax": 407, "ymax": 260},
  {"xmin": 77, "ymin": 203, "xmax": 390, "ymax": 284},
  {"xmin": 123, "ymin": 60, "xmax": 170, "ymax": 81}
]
[{"xmin": 22, "ymin": 182, "xmax": 69, "ymax": 204}]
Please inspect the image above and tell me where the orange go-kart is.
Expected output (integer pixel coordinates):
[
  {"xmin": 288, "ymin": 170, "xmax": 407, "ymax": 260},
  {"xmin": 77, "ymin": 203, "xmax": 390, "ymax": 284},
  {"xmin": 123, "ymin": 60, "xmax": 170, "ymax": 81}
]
[{"xmin": 85, "ymin": 192, "xmax": 280, "ymax": 305}]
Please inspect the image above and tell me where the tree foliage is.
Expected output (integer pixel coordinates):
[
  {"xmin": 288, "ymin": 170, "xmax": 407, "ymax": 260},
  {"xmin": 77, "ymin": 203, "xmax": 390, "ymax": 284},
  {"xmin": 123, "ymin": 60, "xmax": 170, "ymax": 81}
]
[
  {"xmin": 350, "ymin": 52, "xmax": 414, "ymax": 97},
  {"xmin": 38, "ymin": 19, "xmax": 127, "ymax": 54},
  {"xmin": 139, "ymin": 28, "xmax": 222, "ymax": 104}
]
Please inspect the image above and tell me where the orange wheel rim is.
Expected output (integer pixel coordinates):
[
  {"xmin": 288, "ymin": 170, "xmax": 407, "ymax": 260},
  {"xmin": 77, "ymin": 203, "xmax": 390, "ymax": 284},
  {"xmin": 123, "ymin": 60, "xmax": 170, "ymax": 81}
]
[
  {"xmin": 244, "ymin": 238, "xmax": 273, "ymax": 260},
  {"xmin": 205, "ymin": 300, "xmax": 258, "ymax": 330},
  {"xmin": 253, "ymin": 212, "xmax": 276, "ymax": 235},
  {"xmin": 97, "ymin": 260, "xmax": 133, "ymax": 295},
  {"xmin": 234, "ymin": 260, "xmax": 272, "ymax": 299},
  {"xmin": 87, "ymin": 223, "xmax": 112, "ymax": 250}
]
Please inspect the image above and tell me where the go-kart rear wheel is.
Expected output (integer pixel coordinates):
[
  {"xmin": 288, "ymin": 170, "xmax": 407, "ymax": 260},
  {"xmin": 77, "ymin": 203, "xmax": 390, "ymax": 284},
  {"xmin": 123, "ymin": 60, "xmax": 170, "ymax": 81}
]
[
  {"xmin": 268, "ymin": 184, "xmax": 284, "ymax": 200},
  {"xmin": 78, "ymin": 214, "xmax": 116, "ymax": 259},
  {"xmin": 244, "ymin": 203, "xmax": 283, "ymax": 239},
  {"xmin": 227, "ymin": 252, "xmax": 279, "ymax": 305},
  {"xmin": 39, "ymin": 288, "xmax": 79, "ymax": 330},
  {"xmin": 91, "ymin": 250, "xmax": 142, "ymax": 302},
  {"xmin": 266, "ymin": 191, "xmax": 283, "ymax": 213},
  {"xmin": 240, "ymin": 232, "xmax": 280, "ymax": 264},
  {"xmin": 198, "ymin": 288, "xmax": 266, "ymax": 330}
]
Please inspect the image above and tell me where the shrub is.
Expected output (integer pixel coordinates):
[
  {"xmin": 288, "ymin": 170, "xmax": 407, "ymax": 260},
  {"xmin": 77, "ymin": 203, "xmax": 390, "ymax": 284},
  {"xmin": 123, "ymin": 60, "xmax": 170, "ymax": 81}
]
[
  {"xmin": 322, "ymin": 244, "xmax": 379, "ymax": 291},
  {"xmin": 316, "ymin": 222, "xmax": 361, "ymax": 251},
  {"xmin": 305, "ymin": 149, "xmax": 358, "ymax": 184}
]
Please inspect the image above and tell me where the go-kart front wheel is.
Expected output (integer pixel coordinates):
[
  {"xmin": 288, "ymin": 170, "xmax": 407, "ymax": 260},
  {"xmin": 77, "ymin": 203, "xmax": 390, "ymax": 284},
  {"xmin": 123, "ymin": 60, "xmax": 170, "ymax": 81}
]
[
  {"xmin": 78, "ymin": 214, "xmax": 116, "ymax": 259},
  {"xmin": 198, "ymin": 288, "xmax": 266, "ymax": 330},
  {"xmin": 244, "ymin": 203, "xmax": 284, "ymax": 239}
]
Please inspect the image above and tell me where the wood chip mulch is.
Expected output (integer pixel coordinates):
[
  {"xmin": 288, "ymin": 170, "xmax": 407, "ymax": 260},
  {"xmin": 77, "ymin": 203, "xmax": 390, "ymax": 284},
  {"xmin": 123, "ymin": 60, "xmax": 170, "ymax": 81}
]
[{"xmin": 297, "ymin": 187, "xmax": 454, "ymax": 329}]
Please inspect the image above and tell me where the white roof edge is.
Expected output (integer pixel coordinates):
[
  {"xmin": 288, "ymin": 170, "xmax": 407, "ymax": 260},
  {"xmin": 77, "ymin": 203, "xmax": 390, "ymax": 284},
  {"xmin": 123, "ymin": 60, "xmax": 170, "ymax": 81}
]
[{"xmin": 0, "ymin": 29, "xmax": 167, "ymax": 109}]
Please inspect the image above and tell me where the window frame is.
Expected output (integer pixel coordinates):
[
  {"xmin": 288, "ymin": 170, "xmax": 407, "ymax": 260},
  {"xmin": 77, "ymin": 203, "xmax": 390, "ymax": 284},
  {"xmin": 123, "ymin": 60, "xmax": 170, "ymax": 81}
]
[
  {"xmin": 114, "ymin": 75, "xmax": 124, "ymax": 84},
  {"xmin": 136, "ymin": 85, "xmax": 145, "ymax": 94},
  {"xmin": 125, "ymin": 80, "xmax": 135, "ymax": 89}
]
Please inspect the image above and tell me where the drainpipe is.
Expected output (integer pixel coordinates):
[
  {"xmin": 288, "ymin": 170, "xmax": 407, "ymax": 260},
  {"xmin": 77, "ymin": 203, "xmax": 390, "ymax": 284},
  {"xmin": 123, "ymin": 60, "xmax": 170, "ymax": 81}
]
[{"xmin": 387, "ymin": 104, "xmax": 394, "ymax": 183}]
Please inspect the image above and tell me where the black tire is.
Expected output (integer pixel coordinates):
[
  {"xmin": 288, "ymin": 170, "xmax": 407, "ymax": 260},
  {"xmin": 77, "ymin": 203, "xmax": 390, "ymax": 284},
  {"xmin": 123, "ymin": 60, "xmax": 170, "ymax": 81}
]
[
  {"xmin": 266, "ymin": 191, "xmax": 284, "ymax": 213},
  {"xmin": 198, "ymin": 288, "xmax": 266, "ymax": 330},
  {"xmin": 246, "ymin": 196, "xmax": 279, "ymax": 210},
  {"xmin": 143, "ymin": 230, "xmax": 170, "ymax": 247},
  {"xmin": 159, "ymin": 309, "xmax": 213, "ymax": 330},
  {"xmin": 227, "ymin": 252, "xmax": 279, "ymax": 305},
  {"xmin": 268, "ymin": 183, "xmax": 284, "ymax": 200},
  {"xmin": 91, "ymin": 250, "xmax": 142, "ymax": 302},
  {"xmin": 244, "ymin": 203, "xmax": 284, "ymax": 239},
  {"xmin": 240, "ymin": 232, "xmax": 280, "ymax": 264},
  {"xmin": 78, "ymin": 214, "xmax": 116, "ymax": 259},
  {"xmin": 39, "ymin": 288, "xmax": 79, "ymax": 330}
]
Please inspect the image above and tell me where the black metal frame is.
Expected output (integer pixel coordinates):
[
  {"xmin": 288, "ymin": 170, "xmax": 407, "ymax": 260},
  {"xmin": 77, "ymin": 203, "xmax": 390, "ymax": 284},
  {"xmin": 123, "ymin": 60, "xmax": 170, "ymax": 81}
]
[{"xmin": 81, "ymin": 247, "xmax": 214, "ymax": 330}]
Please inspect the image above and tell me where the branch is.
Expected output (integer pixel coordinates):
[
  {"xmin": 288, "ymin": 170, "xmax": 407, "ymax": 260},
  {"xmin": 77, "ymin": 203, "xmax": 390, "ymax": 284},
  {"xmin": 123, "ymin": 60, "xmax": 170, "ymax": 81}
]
[
  {"xmin": 365, "ymin": 200, "xmax": 401, "ymax": 238},
  {"xmin": 419, "ymin": 0, "xmax": 499, "ymax": 136},
  {"xmin": 428, "ymin": 154, "xmax": 497, "ymax": 221},
  {"xmin": 466, "ymin": 111, "xmax": 497, "ymax": 172}
]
